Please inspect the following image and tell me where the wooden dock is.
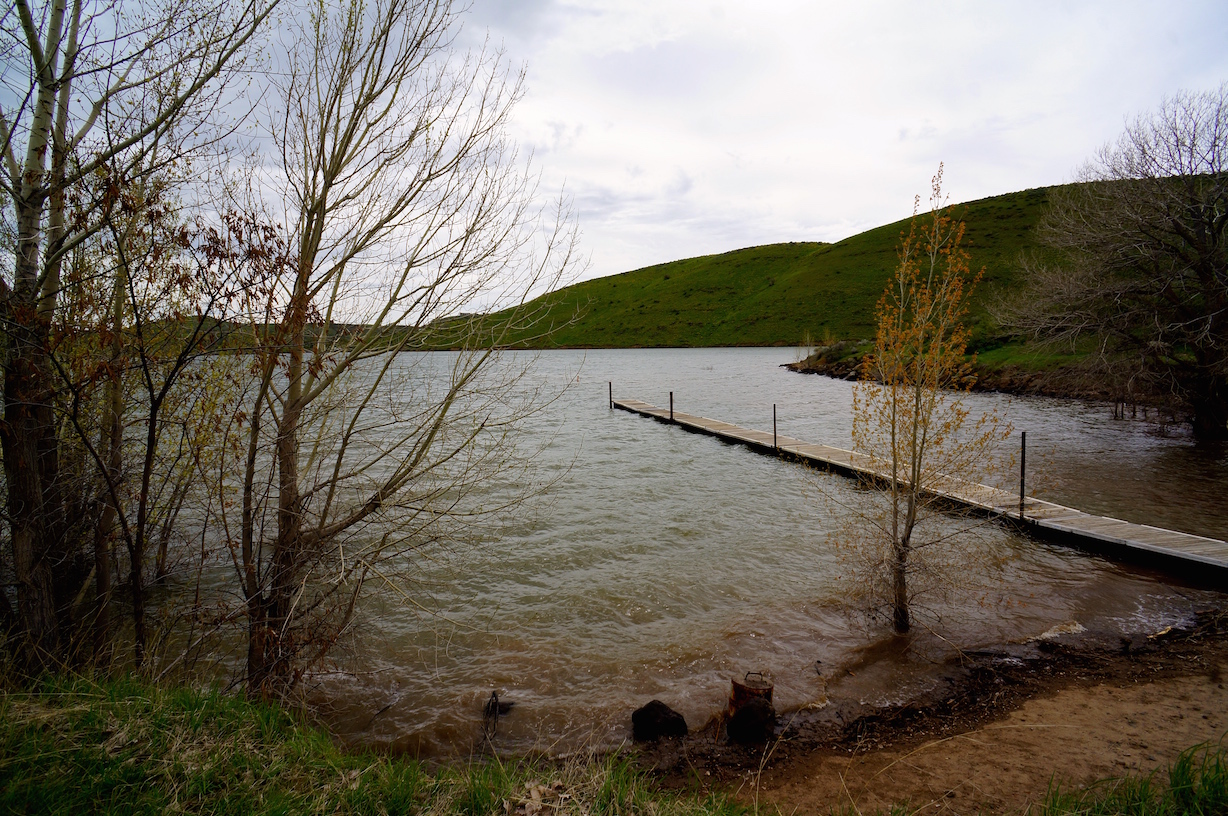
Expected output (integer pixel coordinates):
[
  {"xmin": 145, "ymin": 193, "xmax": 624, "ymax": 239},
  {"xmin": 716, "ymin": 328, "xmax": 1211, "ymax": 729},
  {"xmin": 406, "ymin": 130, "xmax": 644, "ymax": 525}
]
[{"xmin": 612, "ymin": 397, "xmax": 1228, "ymax": 584}]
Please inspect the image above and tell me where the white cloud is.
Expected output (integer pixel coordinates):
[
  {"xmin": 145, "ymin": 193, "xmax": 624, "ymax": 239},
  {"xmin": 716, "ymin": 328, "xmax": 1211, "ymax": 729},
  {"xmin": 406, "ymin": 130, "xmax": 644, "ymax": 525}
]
[{"xmin": 464, "ymin": 0, "xmax": 1228, "ymax": 281}]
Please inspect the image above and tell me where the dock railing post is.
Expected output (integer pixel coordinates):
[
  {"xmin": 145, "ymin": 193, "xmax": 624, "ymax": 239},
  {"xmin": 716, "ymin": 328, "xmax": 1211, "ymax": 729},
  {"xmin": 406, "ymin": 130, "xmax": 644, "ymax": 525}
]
[
  {"xmin": 669, "ymin": 392, "xmax": 673, "ymax": 421},
  {"xmin": 773, "ymin": 404, "xmax": 777, "ymax": 450},
  {"xmin": 609, "ymin": 381, "xmax": 612, "ymax": 409},
  {"xmin": 1019, "ymin": 431, "xmax": 1027, "ymax": 520}
]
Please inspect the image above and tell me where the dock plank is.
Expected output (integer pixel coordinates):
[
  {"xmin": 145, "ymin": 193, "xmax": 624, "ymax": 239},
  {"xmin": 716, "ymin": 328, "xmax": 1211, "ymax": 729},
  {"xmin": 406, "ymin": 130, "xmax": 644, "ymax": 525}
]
[{"xmin": 611, "ymin": 397, "xmax": 1228, "ymax": 580}]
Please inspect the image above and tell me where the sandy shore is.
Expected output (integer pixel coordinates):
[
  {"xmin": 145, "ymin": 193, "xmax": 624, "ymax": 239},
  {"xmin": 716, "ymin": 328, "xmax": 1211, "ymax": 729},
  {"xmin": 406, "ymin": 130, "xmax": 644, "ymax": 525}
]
[
  {"xmin": 753, "ymin": 671, "xmax": 1227, "ymax": 814},
  {"xmin": 644, "ymin": 608, "xmax": 1228, "ymax": 814}
]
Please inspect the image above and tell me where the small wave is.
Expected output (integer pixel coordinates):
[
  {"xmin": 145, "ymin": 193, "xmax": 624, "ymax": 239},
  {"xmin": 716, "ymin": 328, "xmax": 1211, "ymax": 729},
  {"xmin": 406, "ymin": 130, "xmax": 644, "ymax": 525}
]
[{"xmin": 1029, "ymin": 620, "xmax": 1087, "ymax": 641}]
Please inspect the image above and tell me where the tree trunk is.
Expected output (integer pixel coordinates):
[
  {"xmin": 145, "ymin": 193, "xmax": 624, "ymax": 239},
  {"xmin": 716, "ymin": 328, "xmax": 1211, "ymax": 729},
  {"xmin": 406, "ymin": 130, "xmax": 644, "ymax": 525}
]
[
  {"xmin": 2, "ymin": 332, "xmax": 63, "ymax": 671},
  {"xmin": 1187, "ymin": 349, "xmax": 1228, "ymax": 441},
  {"xmin": 242, "ymin": 360, "xmax": 271, "ymax": 695},
  {"xmin": 4, "ymin": 0, "xmax": 69, "ymax": 673},
  {"xmin": 1190, "ymin": 387, "xmax": 1228, "ymax": 441},
  {"xmin": 91, "ymin": 259, "xmax": 130, "ymax": 666},
  {"xmin": 246, "ymin": 405, "xmax": 304, "ymax": 697},
  {"xmin": 246, "ymin": 261, "xmax": 309, "ymax": 696},
  {"xmin": 4, "ymin": 201, "xmax": 64, "ymax": 672},
  {"xmin": 92, "ymin": 387, "xmax": 121, "ymax": 667},
  {"xmin": 891, "ymin": 539, "xmax": 910, "ymax": 634}
]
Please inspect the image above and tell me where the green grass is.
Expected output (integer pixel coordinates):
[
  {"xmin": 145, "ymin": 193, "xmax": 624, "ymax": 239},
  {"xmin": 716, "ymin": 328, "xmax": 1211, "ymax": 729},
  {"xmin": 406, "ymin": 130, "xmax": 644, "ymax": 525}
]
[
  {"xmin": 0, "ymin": 676, "xmax": 744, "ymax": 816},
  {"xmin": 7, "ymin": 676, "xmax": 1221, "ymax": 815},
  {"xmin": 499, "ymin": 185, "xmax": 1057, "ymax": 350},
  {"xmin": 972, "ymin": 340, "xmax": 1093, "ymax": 372},
  {"xmin": 1036, "ymin": 742, "xmax": 1228, "ymax": 816}
]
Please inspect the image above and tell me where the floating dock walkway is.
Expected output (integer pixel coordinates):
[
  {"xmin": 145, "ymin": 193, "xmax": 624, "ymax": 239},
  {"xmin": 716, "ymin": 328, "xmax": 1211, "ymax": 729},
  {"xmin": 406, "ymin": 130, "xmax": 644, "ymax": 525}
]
[{"xmin": 612, "ymin": 396, "xmax": 1228, "ymax": 584}]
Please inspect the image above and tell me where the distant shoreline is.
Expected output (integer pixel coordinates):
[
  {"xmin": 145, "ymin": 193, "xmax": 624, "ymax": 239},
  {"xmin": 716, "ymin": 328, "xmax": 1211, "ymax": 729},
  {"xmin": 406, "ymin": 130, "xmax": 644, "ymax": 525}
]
[{"xmin": 784, "ymin": 348, "xmax": 1172, "ymax": 411}]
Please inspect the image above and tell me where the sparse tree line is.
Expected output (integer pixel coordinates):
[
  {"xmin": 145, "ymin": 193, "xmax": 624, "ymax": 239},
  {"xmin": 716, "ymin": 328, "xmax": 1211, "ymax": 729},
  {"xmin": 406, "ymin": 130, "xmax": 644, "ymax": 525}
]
[{"xmin": 0, "ymin": 0, "xmax": 578, "ymax": 695}]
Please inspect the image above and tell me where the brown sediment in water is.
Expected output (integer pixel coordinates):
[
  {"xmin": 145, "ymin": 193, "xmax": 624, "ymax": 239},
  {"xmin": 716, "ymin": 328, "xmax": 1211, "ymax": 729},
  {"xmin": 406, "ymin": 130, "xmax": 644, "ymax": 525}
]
[{"xmin": 640, "ymin": 605, "xmax": 1228, "ymax": 813}]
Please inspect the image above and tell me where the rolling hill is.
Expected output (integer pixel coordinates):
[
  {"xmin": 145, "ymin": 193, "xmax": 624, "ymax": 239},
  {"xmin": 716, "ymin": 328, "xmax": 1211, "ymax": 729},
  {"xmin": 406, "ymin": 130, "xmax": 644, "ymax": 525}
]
[{"xmin": 501, "ymin": 185, "xmax": 1056, "ymax": 350}]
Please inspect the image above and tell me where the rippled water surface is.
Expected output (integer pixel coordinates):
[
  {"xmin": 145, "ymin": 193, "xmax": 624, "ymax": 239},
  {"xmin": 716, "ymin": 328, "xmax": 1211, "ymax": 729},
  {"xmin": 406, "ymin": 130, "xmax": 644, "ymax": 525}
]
[{"xmin": 315, "ymin": 348, "xmax": 1227, "ymax": 756}]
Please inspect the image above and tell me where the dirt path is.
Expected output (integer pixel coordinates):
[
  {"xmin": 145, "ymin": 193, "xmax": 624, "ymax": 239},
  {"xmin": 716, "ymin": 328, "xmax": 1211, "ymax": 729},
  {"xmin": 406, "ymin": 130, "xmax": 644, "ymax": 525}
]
[{"xmin": 751, "ymin": 671, "xmax": 1228, "ymax": 814}]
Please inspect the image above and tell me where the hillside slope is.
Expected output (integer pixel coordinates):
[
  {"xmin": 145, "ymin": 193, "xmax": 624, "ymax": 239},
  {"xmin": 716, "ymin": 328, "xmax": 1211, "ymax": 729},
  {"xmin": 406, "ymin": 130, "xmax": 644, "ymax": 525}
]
[{"xmin": 504, "ymin": 185, "xmax": 1053, "ymax": 349}]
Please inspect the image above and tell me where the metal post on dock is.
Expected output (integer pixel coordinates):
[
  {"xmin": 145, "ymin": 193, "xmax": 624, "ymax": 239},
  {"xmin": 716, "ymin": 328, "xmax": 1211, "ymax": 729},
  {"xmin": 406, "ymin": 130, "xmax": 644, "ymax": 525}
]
[
  {"xmin": 773, "ymin": 404, "xmax": 777, "ymax": 449},
  {"xmin": 669, "ymin": 392, "xmax": 673, "ymax": 421},
  {"xmin": 1019, "ymin": 431, "xmax": 1027, "ymax": 520},
  {"xmin": 609, "ymin": 381, "xmax": 612, "ymax": 409}
]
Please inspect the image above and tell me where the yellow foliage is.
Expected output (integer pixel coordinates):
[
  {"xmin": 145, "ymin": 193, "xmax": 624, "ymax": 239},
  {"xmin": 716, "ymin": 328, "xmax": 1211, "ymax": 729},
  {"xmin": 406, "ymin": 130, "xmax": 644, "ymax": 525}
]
[{"xmin": 844, "ymin": 164, "xmax": 1012, "ymax": 633}]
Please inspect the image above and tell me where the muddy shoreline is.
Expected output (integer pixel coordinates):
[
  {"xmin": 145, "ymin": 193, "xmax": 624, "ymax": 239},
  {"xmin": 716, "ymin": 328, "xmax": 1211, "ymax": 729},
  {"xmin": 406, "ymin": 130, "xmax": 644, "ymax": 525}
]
[
  {"xmin": 634, "ymin": 605, "xmax": 1228, "ymax": 788},
  {"xmin": 785, "ymin": 353, "xmax": 1167, "ymax": 407}
]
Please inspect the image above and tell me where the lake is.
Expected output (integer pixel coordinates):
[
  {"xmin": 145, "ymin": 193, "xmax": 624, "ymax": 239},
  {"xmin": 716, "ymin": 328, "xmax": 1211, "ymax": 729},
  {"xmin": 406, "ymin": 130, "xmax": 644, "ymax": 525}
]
[{"xmin": 311, "ymin": 347, "xmax": 1227, "ymax": 756}]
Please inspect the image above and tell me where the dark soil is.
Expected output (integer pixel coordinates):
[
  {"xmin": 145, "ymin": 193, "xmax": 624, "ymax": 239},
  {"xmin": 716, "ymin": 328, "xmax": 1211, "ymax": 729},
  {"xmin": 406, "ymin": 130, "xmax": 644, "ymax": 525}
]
[{"xmin": 786, "ymin": 351, "xmax": 1167, "ymax": 406}]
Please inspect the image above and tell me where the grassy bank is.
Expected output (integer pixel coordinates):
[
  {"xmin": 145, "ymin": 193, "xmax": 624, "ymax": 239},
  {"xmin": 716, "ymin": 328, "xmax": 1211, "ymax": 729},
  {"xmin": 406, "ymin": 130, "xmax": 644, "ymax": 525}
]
[
  {"xmin": 789, "ymin": 336, "xmax": 1116, "ymax": 401},
  {"xmin": 4, "ymin": 677, "xmax": 1224, "ymax": 815},
  {"xmin": 0, "ymin": 676, "xmax": 739, "ymax": 816}
]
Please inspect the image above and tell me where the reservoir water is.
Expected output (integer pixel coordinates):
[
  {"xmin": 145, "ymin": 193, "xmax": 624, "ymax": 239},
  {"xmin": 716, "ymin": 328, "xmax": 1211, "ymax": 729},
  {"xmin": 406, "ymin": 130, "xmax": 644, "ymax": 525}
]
[{"xmin": 313, "ymin": 348, "xmax": 1227, "ymax": 756}]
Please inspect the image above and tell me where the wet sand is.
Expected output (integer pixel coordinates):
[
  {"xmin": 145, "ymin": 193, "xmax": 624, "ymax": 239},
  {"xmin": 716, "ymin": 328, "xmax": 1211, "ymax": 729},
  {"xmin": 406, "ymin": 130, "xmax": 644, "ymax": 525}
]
[
  {"xmin": 644, "ymin": 607, "xmax": 1228, "ymax": 814},
  {"xmin": 753, "ymin": 672, "xmax": 1227, "ymax": 814}
]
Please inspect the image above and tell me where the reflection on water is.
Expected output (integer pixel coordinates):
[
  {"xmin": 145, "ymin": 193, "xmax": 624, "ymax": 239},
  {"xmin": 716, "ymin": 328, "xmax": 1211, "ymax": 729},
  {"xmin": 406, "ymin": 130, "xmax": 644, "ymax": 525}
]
[{"xmin": 314, "ymin": 348, "xmax": 1227, "ymax": 757}]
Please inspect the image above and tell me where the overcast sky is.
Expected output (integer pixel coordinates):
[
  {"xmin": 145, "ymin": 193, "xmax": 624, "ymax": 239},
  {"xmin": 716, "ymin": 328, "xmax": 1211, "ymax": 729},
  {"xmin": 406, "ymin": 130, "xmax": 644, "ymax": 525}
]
[{"xmin": 457, "ymin": 0, "xmax": 1228, "ymax": 283}]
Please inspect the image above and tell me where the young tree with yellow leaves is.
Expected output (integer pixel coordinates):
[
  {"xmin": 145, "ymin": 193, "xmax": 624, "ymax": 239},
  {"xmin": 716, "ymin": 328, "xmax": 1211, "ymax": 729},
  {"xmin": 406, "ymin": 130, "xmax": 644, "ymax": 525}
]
[{"xmin": 850, "ymin": 165, "xmax": 1009, "ymax": 634}]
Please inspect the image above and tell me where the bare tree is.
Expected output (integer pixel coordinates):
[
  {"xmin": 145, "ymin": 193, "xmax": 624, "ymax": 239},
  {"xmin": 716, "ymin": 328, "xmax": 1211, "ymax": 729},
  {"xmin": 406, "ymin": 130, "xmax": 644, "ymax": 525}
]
[
  {"xmin": 1003, "ymin": 85, "xmax": 1228, "ymax": 440},
  {"xmin": 0, "ymin": 0, "xmax": 277, "ymax": 670},
  {"xmin": 225, "ymin": 0, "xmax": 580, "ymax": 696},
  {"xmin": 54, "ymin": 162, "xmax": 256, "ymax": 668}
]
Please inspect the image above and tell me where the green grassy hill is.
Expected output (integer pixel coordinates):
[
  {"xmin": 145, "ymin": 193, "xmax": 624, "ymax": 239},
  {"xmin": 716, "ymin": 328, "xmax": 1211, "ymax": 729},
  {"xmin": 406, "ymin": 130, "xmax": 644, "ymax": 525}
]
[{"xmin": 504, "ymin": 185, "xmax": 1055, "ymax": 350}]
